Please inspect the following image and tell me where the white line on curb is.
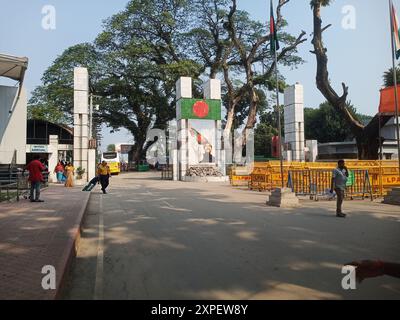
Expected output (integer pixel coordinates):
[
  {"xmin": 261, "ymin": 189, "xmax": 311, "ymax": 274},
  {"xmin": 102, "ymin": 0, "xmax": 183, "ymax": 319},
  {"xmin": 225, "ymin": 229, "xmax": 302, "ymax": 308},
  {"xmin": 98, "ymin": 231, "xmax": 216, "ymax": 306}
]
[{"xmin": 94, "ymin": 195, "xmax": 104, "ymax": 300}]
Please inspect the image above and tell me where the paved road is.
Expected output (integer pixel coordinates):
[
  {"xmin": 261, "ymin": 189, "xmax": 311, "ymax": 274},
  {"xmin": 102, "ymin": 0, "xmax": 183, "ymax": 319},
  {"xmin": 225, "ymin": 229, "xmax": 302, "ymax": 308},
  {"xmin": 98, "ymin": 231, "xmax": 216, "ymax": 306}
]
[{"xmin": 63, "ymin": 172, "xmax": 400, "ymax": 300}]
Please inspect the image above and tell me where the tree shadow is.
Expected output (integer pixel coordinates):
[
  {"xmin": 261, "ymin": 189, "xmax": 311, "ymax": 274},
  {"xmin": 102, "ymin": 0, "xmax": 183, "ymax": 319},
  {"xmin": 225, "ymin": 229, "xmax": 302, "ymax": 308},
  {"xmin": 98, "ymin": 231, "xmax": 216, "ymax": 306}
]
[{"xmin": 63, "ymin": 181, "xmax": 400, "ymax": 300}]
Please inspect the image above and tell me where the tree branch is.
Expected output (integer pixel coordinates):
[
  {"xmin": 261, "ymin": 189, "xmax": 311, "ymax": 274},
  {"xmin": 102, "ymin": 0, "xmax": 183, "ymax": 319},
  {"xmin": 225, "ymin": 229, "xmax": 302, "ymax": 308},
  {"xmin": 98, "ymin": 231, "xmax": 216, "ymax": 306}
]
[{"xmin": 311, "ymin": 0, "xmax": 364, "ymax": 133}]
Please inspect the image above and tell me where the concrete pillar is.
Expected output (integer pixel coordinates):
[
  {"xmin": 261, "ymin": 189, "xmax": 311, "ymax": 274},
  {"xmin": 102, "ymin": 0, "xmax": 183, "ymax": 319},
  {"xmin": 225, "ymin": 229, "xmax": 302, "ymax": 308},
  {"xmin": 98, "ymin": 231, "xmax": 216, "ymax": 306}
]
[
  {"xmin": 284, "ymin": 83, "xmax": 305, "ymax": 162},
  {"xmin": 175, "ymin": 77, "xmax": 226, "ymax": 181},
  {"xmin": 88, "ymin": 149, "xmax": 97, "ymax": 181},
  {"xmin": 203, "ymin": 79, "xmax": 221, "ymax": 100},
  {"xmin": 73, "ymin": 67, "xmax": 89, "ymax": 182},
  {"xmin": 176, "ymin": 77, "xmax": 192, "ymax": 99},
  {"xmin": 176, "ymin": 77, "xmax": 192, "ymax": 180},
  {"xmin": 204, "ymin": 79, "xmax": 225, "ymax": 174},
  {"xmin": 178, "ymin": 119, "xmax": 188, "ymax": 180},
  {"xmin": 48, "ymin": 135, "xmax": 59, "ymax": 183}
]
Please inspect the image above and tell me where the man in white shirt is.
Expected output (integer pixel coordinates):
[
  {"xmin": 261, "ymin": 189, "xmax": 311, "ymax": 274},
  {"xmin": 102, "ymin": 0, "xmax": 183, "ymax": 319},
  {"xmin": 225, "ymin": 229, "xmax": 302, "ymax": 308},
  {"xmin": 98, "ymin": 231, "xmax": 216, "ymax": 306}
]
[{"xmin": 330, "ymin": 160, "xmax": 349, "ymax": 218}]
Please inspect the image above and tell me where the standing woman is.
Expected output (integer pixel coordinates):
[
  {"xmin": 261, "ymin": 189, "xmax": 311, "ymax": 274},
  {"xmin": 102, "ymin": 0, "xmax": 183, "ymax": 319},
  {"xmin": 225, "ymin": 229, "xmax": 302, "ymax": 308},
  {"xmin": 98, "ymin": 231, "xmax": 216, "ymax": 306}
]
[
  {"xmin": 54, "ymin": 162, "xmax": 65, "ymax": 184},
  {"xmin": 64, "ymin": 162, "xmax": 75, "ymax": 188}
]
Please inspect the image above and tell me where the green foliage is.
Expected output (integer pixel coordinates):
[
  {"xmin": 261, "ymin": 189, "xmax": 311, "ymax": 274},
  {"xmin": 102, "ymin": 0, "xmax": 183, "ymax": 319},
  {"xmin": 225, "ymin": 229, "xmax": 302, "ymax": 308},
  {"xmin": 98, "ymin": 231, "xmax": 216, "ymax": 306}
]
[
  {"xmin": 76, "ymin": 167, "xmax": 86, "ymax": 178},
  {"xmin": 28, "ymin": 43, "xmax": 100, "ymax": 125},
  {"xmin": 28, "ymin": 86, "xmax": 69, "ymax": 124},
  {"xmin": 107, "ymin": 144, "xmax": 116, "ymax": 152},
  {"xmin": 304, "ymin": 102, "xmax": 372, "ymax": 143},
  {"xmin": 383, "ymin": 66, "xmax": 400, "ymax": 87},
  {"xmin": 254, "ymin": 123, "xmax": 278, "ymax": 157},
  {"xmin": 29, "ymin": 0, "xmax": 306, "ymax": 160},
  {"xmin": 310, "ymin": 0, "xmax": 332, "ymax": 8}
]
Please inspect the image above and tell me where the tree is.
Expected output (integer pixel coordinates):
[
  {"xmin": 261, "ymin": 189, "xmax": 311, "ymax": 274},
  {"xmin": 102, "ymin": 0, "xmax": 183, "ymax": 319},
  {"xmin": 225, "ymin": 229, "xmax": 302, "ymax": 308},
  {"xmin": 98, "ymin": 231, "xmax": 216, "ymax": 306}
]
[
  {"xmin": 28, "ymin": 43, "xmax": 103, "ymax": 139},
  {"xmin": 310, "ymin": 0, "xmax": 392, "ymax": 159},
  {"xmin": 383, "ymin": 66, "xmax": 400, "ymax": 87},
  {"xmin": 185, "ymin": 0, "xmax": 306, "ymax": 140},
  {"xmin": 29, "ymin": 1, "xmax": 200, "ymax": 163},
  {"xmin": 224, "ymin": 0, "xmax": 306, "ymax": 140},
  {"xmin": 30, "ymin": 0, "xmax": 307, "ymax": 162},
  {"xmin": 254, "ymin": 123, "xmax": 278, "ymax": 157},
  {"xmin": 28, "ymin": 87, "xmax": 69, "ymax": 124},
  {"xmin": 107, "ymin": 144, "xmax": 116, "ymax": 152},
  {"xmin": 304, "ymin": 102, "xmax": 372, "ymax": 143}
]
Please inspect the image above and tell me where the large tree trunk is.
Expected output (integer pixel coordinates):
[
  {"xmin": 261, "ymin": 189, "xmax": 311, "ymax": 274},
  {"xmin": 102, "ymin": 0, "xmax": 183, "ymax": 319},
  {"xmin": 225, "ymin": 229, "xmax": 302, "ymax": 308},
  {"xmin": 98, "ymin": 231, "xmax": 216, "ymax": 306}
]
[
  {"xmin": 224, "ymin": 104, "xmax": 235, "ymax": 136},
  {"xmin": 311, "ymin": 1, "xmax": 391, "ymax": 160}
]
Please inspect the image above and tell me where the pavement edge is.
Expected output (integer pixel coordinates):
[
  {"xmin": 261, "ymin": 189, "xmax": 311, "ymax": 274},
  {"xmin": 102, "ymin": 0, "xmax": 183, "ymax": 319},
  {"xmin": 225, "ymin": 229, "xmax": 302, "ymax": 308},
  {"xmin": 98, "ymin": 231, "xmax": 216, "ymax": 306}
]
[{"xmin": 54, "ymin": 191, "xmax": 91, "ymax": 300}]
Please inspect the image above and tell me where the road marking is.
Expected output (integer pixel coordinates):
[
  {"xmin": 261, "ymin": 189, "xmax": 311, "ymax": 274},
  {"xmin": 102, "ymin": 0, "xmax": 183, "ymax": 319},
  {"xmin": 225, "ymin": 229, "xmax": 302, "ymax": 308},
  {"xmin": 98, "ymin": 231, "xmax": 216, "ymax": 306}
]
[
  {"xmin": 163, "ymin": 200, "xmax": 174, "ymax": 208},
  {"xmin": 94, "ymin": 195, "xmax": 104, "ymax": 300}
]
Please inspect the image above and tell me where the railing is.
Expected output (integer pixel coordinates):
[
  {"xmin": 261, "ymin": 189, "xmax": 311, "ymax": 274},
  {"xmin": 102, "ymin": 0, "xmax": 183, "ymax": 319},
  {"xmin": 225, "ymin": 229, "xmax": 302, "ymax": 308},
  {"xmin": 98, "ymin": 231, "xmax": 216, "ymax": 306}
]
[
  {"xmin": 230, "ymin": 161, "xmax": 400, "ymax": 197},
  {"xmin": 161, "ymin": 165, "xmax": 173, "ymax": 180},
  {"xmin": 0, "ymin": 169, "xmax": 49, "ymax": 202},
  {"xmin": 287, "ymin": 169, "xmax": 373, "ymax": 201}
]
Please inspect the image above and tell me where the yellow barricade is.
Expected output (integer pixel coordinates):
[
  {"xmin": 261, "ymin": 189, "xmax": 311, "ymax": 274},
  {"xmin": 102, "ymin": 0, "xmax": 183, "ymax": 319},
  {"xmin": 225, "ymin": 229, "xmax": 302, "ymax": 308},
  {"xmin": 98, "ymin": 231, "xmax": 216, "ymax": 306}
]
[{"xmin": 238, "ymin": 160, "xmax": 400, "ymax": 197}]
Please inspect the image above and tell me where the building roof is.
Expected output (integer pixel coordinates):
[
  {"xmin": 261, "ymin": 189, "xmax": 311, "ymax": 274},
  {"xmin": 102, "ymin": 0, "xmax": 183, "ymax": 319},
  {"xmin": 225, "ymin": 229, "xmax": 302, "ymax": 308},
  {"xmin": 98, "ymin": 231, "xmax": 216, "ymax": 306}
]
[{"xmin": 0, "ymin": 53, "xmax": 28, "ymax": 82}]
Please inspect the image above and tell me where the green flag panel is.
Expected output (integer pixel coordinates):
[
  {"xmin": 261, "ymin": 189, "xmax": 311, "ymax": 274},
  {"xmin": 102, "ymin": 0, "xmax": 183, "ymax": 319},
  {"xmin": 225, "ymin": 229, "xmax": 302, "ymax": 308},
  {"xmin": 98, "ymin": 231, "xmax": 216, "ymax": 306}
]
[{"xmin": 178, "ymin": 98, "xmax": 221, "ymax": 120}]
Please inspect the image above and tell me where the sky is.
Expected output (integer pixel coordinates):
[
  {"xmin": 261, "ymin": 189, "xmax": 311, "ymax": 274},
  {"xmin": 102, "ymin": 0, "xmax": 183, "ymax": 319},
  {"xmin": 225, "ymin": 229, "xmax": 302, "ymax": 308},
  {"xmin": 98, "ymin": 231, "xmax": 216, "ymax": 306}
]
[{"xmin": 0, "ymin": 0, "xmax": 395, "ymax": 149}]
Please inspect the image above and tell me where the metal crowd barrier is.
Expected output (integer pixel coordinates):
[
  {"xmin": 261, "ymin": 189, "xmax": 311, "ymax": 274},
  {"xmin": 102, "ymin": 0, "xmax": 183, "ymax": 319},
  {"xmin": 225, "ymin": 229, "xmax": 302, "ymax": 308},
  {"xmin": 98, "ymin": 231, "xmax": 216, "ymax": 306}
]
[
  {"xmin": 231, "ymin": 161, "xmax": 400, "ymax": 198},
  {"xmin": 161, "ymin": 165, "xmax": 173, "ymax": 180},
  {"xmin": 287, "ymin": 169, "xmax": 373, "ymax": 201},
  {"xmin": 0, "ymin": 170, "xmax": 49, "ymax": 202}
]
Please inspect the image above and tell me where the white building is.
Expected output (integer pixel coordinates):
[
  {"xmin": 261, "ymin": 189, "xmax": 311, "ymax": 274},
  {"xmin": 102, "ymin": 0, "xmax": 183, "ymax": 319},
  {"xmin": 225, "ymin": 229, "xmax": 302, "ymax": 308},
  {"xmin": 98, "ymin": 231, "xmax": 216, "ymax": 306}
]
[{"xmin": 0, "ymin": 54, "xmax": 28, "ymax": 165}]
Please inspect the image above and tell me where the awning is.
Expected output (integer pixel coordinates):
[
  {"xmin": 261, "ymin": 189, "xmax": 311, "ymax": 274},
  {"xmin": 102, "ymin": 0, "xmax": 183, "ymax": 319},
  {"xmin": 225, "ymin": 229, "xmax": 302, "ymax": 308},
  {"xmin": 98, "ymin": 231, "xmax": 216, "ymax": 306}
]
[{"xmin": 0, "ymin": 53, "xmax": 28, "ymax": 82}]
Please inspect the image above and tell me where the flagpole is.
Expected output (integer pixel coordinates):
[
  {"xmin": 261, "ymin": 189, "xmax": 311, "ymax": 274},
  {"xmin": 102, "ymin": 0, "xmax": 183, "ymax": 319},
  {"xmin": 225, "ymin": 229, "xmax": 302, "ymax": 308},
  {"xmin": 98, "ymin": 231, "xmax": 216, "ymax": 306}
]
[
  {"xmin": 389, "ymin": 0, "xmax": 400, "ymax": 176},
  {"xmin": 274, "ymin": 35, "xmax": 284, "ymax": 188}
]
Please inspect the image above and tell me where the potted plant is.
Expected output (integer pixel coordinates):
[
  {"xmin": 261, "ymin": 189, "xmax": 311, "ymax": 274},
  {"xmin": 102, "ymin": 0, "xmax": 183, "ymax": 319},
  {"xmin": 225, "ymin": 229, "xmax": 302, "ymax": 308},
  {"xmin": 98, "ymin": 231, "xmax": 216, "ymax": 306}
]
[{"xmin": 76, "ymin": 167, "xmax": 86, "ymax": 180}]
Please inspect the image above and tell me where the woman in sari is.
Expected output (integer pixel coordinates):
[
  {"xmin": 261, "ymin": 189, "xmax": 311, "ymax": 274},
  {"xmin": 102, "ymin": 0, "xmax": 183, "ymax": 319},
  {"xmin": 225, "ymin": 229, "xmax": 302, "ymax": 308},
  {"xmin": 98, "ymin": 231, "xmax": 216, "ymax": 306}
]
[
  {"xmin": 64, "ymin": 162, "xmax": 75, "ymax": 188},
  {"xmin": 54, "ymin": 162, "xmax": 64, "ymax": 184}
]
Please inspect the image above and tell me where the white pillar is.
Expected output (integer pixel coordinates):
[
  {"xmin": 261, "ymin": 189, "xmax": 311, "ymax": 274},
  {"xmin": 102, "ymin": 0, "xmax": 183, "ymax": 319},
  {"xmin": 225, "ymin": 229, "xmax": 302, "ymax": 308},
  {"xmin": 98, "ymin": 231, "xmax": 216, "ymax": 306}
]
[
  {"xmin": 48, "ymin": 135, "xmax": 59, "ymax": 183},
  {"xmin": 204, "ymin": 79, "xmax": 225, "ymax": 174},
  {"xmin": 74, "ymin": 67, "xmax": 89, "ymax": 182},
  {"xmin": 88, "ymin": 149, "xmax": 97, "ymax": 181},
  {"xmin": 176, "ymin": 77, "xmax": 192, "ymax": 180},
  {"xmin": 203, "ymin": 79, "xmax": 221, "ymax": 100},
  {"xmin": 176, "ymin": 77, "xmax": 192, "ymax": 100},
  {"xmin": 284, "ymin": 83, "xmax": 305, "ymax": 162},
  {"xmin": 178, "ymin": 119, "xmax": 189, "ymax": 180}
]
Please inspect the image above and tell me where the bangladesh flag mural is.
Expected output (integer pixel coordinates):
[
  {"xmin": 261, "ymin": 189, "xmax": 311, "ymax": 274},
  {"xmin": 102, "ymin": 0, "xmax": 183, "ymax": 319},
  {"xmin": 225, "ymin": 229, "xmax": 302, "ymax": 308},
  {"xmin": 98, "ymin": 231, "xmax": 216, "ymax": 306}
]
[
  {"xmin": 178, "ymin": 98, "xmax": 221, "ymax": 120},
  {"xmin": 188, "ymin": 120, "xmax": 216, "ymax": 165},
  {"xmin": 189, "ymin": 127, "xmax": 210, "ymax": 146}
]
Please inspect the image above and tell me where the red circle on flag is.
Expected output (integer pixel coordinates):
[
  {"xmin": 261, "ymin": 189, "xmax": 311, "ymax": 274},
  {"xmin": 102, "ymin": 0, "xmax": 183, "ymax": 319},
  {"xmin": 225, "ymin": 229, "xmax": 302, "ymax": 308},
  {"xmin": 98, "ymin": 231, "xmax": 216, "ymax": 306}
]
[{"xmin": 193, "ymin": 101, "xmax": 209, "ymax": 118}]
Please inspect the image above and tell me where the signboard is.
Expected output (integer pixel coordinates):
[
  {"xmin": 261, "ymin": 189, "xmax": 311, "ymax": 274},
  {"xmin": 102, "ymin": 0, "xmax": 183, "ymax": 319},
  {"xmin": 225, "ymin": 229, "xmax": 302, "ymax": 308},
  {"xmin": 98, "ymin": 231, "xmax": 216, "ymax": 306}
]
[
  {"xmin": 346, "ymin": 170, "xmax": 355, "ymax": 187},
  {"xmin": 382, "ymin": 175, "xmax": 400, "ymax": 186},
  {"xmin": 30, "ymin": 145, "xmax": 48, "ymax": 153}
]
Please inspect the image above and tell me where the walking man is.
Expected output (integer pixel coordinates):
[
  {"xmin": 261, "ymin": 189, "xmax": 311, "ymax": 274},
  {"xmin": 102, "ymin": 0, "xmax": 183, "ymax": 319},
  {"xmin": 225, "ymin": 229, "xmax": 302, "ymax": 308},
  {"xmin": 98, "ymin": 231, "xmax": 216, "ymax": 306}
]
[
  {"xmin": 330, "ymin": 159, "xmax": 349, "ymax": 218},
  {"xmin": 26, "ymin": 155, "xmax": 46, "ymax": 203},
  {"xmin": 97, "ymin": 161, "xmax": 111, "ymax": 194}
]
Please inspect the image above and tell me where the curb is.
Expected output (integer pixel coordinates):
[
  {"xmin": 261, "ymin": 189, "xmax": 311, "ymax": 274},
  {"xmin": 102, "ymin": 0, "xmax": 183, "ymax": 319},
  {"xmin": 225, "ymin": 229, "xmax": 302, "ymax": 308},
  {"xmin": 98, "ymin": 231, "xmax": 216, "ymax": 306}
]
[{"xmin": 53, "ymin": 191, "xmax": 91, "ymax": 300}]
